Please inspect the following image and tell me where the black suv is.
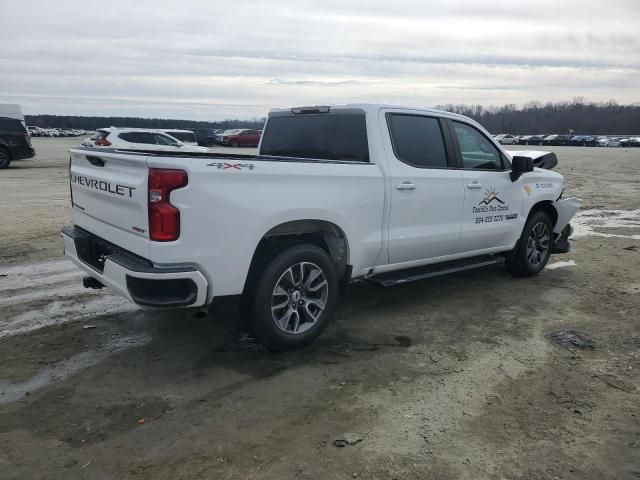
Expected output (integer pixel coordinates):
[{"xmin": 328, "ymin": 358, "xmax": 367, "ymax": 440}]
[{"xmin": 0, "ymin": 117, "xmax": 35, "ymax": 169}]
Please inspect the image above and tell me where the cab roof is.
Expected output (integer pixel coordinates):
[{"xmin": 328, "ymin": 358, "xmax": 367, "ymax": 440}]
[{"xmin": 268, "ymin": 103, "xmax": 474, "ymax": 122}]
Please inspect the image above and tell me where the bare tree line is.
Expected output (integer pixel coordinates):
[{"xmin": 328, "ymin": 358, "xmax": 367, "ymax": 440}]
[
  {"xmin": 434, "ymin": 98, "xmax": 640, "ymax": 135},
  {"xmin": 24, "ymin": 98, "xmax": 640, "ymax": 135},
  {"xmin": 24, "ymin": 115, "xmax": 266, "ymax": 131}
]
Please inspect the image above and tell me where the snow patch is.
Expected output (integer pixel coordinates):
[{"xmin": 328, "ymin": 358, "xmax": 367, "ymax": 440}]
[
  {"xmin": 546, "ymin": 260, "xmax": 577, "ymax": 270},
  {"xmin": 0, "ymin": 258, "xmax": 138, "ymax": 338},
  {"xmin": 572, "ymin": 208, "xmax": 640, "ymax": 239}
]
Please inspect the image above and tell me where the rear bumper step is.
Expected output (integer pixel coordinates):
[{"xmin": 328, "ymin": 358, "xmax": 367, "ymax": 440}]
[
  {"xmin": 368, "ymin": 255, "xmax": 505, "ymax": 287},
  {"xmin": 62, "ymin": 225, "xmax": 208, "ymax": 308}
]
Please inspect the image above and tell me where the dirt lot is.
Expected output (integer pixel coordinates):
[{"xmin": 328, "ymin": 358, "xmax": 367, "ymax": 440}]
[{"xmin": 1, "ymin": 139, "xmax": 639, "ymax": 479}]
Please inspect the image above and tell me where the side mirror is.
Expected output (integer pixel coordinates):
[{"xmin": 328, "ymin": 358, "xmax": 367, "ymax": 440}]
[{"xmin": 510, "ymin": 156, "xmax": 533, "ymax": 182}]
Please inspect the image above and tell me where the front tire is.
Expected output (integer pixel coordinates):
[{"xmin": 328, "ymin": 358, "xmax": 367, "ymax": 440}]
[
  {"xmin": 250, "ymin": 244, "xmax": 339, "ymax": 351},
  {"xmin": 0, "ymin": 149, "xmax": 11, "ymax": 169},
  {"xmin": 506, "ymin": 211, "xmax": 553, "ymax": 277}
]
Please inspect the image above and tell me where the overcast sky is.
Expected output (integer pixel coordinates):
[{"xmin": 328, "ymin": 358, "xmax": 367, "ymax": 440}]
[{"xmin": 1, "ymin": 0, "xmax": 638, "ymax": 120}]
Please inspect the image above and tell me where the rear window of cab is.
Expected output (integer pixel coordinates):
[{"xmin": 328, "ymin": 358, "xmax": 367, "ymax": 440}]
[{"xmin": 260, "ymin": 113, "xmax": 369, "ymax": 163}]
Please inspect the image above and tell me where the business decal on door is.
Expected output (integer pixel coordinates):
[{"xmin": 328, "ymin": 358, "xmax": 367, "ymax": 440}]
[{"xmin": 473, "ymin": 187, "xmax": 517, "ymax": 224}]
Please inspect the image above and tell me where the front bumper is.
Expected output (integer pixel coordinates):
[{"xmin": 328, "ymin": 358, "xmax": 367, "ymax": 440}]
[
  {"xmin": 551, "ymin": 223, "xmax": 572, "ymax": 254},
  {"xmin": 61, "ymin": 225, "xmax": 208, "ymax": 308}
]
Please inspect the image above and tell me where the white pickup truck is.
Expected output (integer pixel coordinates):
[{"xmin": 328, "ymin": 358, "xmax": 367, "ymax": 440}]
[{"xmin": 62, "ymin": 104, "xmax": 581, "ymax": 350}]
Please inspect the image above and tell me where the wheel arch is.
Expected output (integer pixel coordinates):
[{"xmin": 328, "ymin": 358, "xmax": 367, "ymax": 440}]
[
  {"xmin": 527, "ymin": 200, "xmax": 558, "ymax": 227},
  {"xmin": 0, "ymin": 144, "xmax": 12, "ymax": 158},
  {"xmin": 243, "ymin": 219, "xmax": 351, "ymax": 295}
]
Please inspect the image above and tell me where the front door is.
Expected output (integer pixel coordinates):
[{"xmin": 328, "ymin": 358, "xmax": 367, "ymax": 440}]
[
  {"xmin": 449, "ymin": 121, "xmax": 523, "ymax": 253},
  {"xmin": 383, "ymin": 112, "xmax": 465, "ymax": 264}
]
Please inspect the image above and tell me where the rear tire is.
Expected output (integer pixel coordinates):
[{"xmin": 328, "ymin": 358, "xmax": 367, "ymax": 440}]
[
  {"xmin": 0, "ymin": 148, "xmax": 11, "ymax": 169},
  {"xmin": 250, "ymin": 244, "xmax": 339, "ymax": 351},
  {"xmin": 506, "ymin": 211, "xmax": 553, "ymax": 277}
]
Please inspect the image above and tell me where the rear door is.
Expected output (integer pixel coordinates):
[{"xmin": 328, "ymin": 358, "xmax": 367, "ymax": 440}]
[
  {"xmin": 382, "ymin": 111, "xmax": 465, "ymax": 264},
  {"xmin": 448, "ymin": 120, "xmax": 523, "ymax": 253},
  {"xmin": 69, "ymin": 148, "xmax": 150, "ymax": 257}
]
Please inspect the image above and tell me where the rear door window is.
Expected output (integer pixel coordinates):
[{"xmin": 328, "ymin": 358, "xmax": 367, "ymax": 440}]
[
  {"xmin": 260, "ymin": 113, "xmax": 369, "ymax": 162},
  {"xmin": 386, "ymin": 114, "xmax": 448, "ymax": 168}
]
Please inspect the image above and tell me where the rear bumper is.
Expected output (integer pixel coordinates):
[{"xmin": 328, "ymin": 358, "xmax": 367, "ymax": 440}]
[
  {"xmin": 12, "ymin": 146, "xmax": 35, "ymax": 160},
  {"xmin": 61, "ymin": 225, "xmax": 208, "ymax": 308}
]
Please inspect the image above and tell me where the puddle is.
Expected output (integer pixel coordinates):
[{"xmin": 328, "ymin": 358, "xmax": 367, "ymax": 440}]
[
  {"xmin": 546, "ymin": 260, "xmax": 577, "ymax": 270},
  {"xmin": 0, "ymin": 333, "xmax": 151, "ymax": 404},
  {"xmin": 572, "ymin": 209, "xmax": 640, "ymax": 240},
  {"xmin": 550, "ymin": 330, "xmax": 595, "ymax": 350}
]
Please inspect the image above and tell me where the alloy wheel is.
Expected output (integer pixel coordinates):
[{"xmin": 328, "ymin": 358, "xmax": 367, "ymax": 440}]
[
  {"xmin": 271, "ymin": 262, "xmax": 329, "ymax": 335},
  {"xmin": 526, "ymin": 222, "xmax": 550, "ymax": 267}
]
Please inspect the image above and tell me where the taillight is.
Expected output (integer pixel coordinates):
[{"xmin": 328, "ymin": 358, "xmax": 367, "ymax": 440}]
[
  {"xmin": 148, "ymin": 168, "xmax": 188, "ymax": 242},
  {"xmin": 95, "ymin": 137, "xmax": 111, "ymax": 146}
]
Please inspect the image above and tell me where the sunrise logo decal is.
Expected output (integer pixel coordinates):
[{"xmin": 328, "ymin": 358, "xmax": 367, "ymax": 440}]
[{"xmin": 479, "ymin": 188, "xmax": 505, "ymax": 205}]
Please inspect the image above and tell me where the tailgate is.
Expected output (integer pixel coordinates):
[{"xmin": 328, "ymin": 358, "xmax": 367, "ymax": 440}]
[{"xmin": 69, "ymin": 148, "xmax": 150, "ymax": 258}]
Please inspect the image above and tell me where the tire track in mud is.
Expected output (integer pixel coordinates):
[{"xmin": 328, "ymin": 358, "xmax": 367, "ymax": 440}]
[{"xmin": 0, "ymin": 258, "xmax": 137, "ymax": 338}]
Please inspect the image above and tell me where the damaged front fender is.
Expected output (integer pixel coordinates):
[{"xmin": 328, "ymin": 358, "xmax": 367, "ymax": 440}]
[{"xmin": 554, "ymin": 197, "xmax": 582, "ymax": 234}]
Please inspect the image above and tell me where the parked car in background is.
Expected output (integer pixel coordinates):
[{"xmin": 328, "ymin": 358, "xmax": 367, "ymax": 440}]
[
  {"xmin": 28, "ymin": 126, "xmax": 45, "ymax": 136},
  {"xmin": 215, "ymin": 129, "xmax": 241, "ymax": 144},
  {"xmin": 219, "ymin": 129, "xmax": 262, "ymax": 147},
  {"xmin": 542, "ymin": 134, "xmax": 570, "ymax": 146},
  {"xmin": 0, "ymin": 116, "xmax": 35, "ymax": 169},
  {"xmin": 494, "ymin": 134, "xmax": 518, "ymax": 145},
  {"xmin": 568, "ymin": 135, "xmax": 596, "ymax": 146},
  {"xmin": 521, "ymin": 134, "xmax": 546, "ymax": 145},
  {"xmin": 620, "ymin": 137, "xmax": 640, "ymax": 148},
  {"xmin": 161, "ymin": 129, "xmax": 199, "ymax": 146},
  {"xmin": 82, "ymin": 128, "xmax": 209, "ymax": 152},
  {"xmin": 597, "ymin": 137, "xmax": 621, "ymax": 147},
  {"xmin": 193, "ymin": 128, "xmax": 224, "ymax": 147}
]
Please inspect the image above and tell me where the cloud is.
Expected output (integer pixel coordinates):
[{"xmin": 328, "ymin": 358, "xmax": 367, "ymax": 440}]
[{"xmin": 0, "ymin": 0, "xmax": 638, "ymax": 119}]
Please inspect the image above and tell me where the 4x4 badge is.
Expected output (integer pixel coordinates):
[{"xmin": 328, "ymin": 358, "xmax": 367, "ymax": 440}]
[{"xmin": 207, "ymin": 162, "xmax": 255, "ymax": 170}]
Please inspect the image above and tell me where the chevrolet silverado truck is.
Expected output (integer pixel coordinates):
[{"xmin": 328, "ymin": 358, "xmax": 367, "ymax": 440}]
[{"xmin": 62, "ymin": 104, "xmax": 581, "ymax": 350}]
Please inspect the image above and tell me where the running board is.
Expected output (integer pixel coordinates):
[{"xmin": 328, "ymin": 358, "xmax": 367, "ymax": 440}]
[{"xmin": 368, "ymin": 255, "xmax": 505, "ymax": 287}]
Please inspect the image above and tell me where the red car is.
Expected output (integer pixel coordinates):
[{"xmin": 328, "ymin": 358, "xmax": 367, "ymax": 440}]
[{"xmin": 221, "ymin": 129, "xmax": 262, "ymax": 147}]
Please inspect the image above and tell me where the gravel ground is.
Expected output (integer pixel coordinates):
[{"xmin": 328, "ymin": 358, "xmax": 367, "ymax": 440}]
[{"xmin": 1, "ymin": 138, "xmax": 639, "ymax": 479}]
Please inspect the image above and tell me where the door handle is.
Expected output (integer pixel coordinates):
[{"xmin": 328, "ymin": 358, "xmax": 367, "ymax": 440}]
[
  {"xmin": 395, "ymin": 182, "xmax": 416, "ymax": 191},
  {"xmin": 466, "ymin": 182, "xmax": 483, "ymax": 189}
]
